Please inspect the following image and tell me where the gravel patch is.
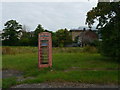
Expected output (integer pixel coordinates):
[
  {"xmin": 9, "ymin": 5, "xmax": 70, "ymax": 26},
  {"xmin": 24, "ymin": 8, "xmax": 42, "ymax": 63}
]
[
  {"xmin": 2, "ymin": 70, "xmax": 23, "ymax": 78},
  {"xmin": 11, "ymin": 82, "xmax": 119, "ymax": 88},
  {"xmin": 64, "ymin": 67, "xmax": 118, "ymax": 72},
  {"xmin": 2, "ymin": 69, "xmax": 119, "ymax": 88},
  {"xmin": 2, "ymin": 70, "xmax": 35, "ymax": 82}
]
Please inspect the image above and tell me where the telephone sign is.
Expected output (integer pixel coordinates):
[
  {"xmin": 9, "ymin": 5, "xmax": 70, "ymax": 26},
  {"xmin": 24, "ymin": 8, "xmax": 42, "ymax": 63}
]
[{"xmin": 38, "ymin": 32, "xmax": 52, "ymax": 68}]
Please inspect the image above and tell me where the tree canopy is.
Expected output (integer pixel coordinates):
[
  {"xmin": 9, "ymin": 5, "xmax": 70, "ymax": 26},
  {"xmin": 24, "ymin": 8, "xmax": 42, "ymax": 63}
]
[
  {"xmin": 2, "ymin": 20, "xmax": 22, "ymax": 46},
  {"xmin": 86, "ymin": 1, "xmax": 120, "ymax": 60},
  {"xmin": 33, "ymin": 24, "xmax": 45, "ymax": 46},
  {"xmin": 2, "ymin": 20, "xmax": 73, "ymax": 47},
  {"xmin": 56, "ymin": 28, "xmax": 72, "ymax": 47}
]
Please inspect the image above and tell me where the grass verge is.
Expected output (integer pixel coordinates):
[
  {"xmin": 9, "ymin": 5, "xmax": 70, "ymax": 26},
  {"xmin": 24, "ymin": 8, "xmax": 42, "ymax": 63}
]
[{"xmin": 2, "ymin": 47, "xmax": 119, "ymax": 88}]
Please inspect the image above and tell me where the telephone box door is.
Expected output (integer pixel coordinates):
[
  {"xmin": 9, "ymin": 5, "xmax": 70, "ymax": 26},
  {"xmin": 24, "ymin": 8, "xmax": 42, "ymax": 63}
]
[{"xmin": 38, "ymin": 32, "xmax": 52, "ymax": 68}]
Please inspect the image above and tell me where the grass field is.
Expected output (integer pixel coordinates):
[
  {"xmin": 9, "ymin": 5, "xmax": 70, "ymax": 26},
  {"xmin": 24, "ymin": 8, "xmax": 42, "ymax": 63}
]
[{"xmin": 2, "ymin": 46, "xmax": 119, "ymax": 88}]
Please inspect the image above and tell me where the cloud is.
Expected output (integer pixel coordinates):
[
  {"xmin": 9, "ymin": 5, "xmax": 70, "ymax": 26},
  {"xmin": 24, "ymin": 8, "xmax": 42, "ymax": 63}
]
[{"xmin": 2, "ymin": 2, "xmax": 97, "ymax": 31}]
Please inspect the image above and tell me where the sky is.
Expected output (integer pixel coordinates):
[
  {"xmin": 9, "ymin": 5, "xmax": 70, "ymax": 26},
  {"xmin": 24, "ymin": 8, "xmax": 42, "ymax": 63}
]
[{"xmin": 1, "ymin": 1, "xmax": 98, "ymax": 31}]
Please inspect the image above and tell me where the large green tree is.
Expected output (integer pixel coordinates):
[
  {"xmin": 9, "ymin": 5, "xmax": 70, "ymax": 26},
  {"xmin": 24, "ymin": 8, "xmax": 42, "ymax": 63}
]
[
  {"xmin": 18, "ymin": 30, "xmax": 32, "ymax": 46},
  {"xmin": 56, "ymin": 28, "xmax": 72, "ymax": 47},
  {"xmin": 86, "ymin": 1, "xmax": 120, "ymax": 60},
  {"xmin": 33, "ymin": 24, "xmax": 45, "ymax": 46},
  {"xmin": 2, "ymin": 20, "xmax": 22, "ymax": 46}
]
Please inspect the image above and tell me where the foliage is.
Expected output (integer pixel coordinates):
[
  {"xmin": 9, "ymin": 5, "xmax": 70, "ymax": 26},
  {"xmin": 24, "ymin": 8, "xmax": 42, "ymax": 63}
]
[
  {"xmin": 52, "ymin": 32, "xmax": 58, "ymax": 47},
  {"xmin": 82, "ymin": 46, "xmax": 98, "ymax": 53},
  {"xmin": 33, "ymin": 24, "xmax": 45, "ymax": 46},
  {"xmin": 34, "ymin": 24, "xmax": 44, "ymax": 36},
  {"xmin": 2, "ymin": 20, "xmax": 22, "ymax": 46},
  {"xmin": 2, "ymin": 20, "xmax": 73, "ymax": 47},
  {"xmin": 18, "ymin": 30, "xmax": 32, "ymax": 46},
  {"xmin": 56, "ymin": 28, "xmax": 72, "ymax": 47},
  {"xmin": 86, "ymin": 2, "xmax": 120, "ymax": 60}
]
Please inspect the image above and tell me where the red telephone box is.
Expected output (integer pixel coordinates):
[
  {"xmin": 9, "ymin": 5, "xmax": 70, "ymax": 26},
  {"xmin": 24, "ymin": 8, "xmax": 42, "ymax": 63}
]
[{"xmin": 38, "ymin": 32, "xmax": 52, "ymax": 68}]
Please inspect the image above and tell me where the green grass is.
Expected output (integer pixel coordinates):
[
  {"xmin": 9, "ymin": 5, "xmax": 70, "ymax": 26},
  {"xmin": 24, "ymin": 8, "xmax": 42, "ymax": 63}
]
[
  {"xmin": 2, "ymin": 78, "xmax": 17, "ymax": 88},
  {"xmin": 3, "ymin": 53, "xmax": 118, "ymax": 71},
  {"xmin": 23, "ymin": 71, "xmax": 118, "ymax": 85},
  {"xmin": 53, "ymin": 53, "xmax": 118, "ymax": 70},
  {"xmin": 2, "ymin": 46, "xmax": 119, "ymax": 88}
]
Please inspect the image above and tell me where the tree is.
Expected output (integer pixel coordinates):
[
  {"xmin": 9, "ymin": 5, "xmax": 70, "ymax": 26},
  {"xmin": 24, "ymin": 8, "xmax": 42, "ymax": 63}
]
[
  {"xmin": 52, "ymin": 32, "xmax": 58, "ymax": 47},
  {"xmin": 17, "ymin": 25, "xmax": 31, "ymax": 46},
  {"xmin": 18, "ymin": 30, "xmax": 31, "ymax": 46},
  {"xmin": 34, "ymin": 24, "xmax": 44, "ymax": 36},
  {"xmin": 33, "ymin": 24, "xmax": 45, "ymax": 46},
  {"xmin": 64, "ymin": 28, "xmax": 72, "ymax": 46},
  {"xmin": 86, "ymin": 1, "xmax": 120, "ymax": 60},
  {"xmin": 2, "ymin": 20, "xmax": 22, "ymax": 46},
  {"xmin": 56, "ymin": 28, "xmax": 72, "ymax": 47}
]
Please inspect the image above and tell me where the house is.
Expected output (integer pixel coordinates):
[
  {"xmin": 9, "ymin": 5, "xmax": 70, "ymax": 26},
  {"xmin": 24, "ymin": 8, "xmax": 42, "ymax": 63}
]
[
  {"xmin": 70, "ymin": 28, "xmax": 98, "ymax": 47},
  {"xmin": 70, "ymin": 29, "xmax": 83, "ymax": 41},
  {"xmin": 78, "ymin": 30, "xmax": 98, "ymax": 47}
]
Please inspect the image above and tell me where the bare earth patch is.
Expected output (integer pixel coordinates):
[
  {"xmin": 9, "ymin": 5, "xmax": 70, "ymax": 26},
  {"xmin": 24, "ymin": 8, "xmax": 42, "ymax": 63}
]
[
  {"xmin": 2, "ymin": 69, "xmax": 119, "ymax": 88},
  {"xmin": 11, "ymin": 82, "xmax": 118, "ymax": 88},
  {"xmin": 64, "ymin": 67, "xmax": 118, "ymax": 72},
  {"xmin": 2, "ymin": 69, "xmax": 23, "ymax": 78},
  {"xmin": 2, "ymin": 69, "xmax": 35, "ymax": 82}
]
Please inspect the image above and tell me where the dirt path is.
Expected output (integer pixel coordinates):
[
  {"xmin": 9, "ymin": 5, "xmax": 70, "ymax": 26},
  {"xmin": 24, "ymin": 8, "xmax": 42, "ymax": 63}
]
[
  {"xmin": 2, "ymin": 70, "xmax": 23, "ymax": 78},
  {"xmin": 64, "ymin": 67, "xmax": 118, "ymax": 72},
  {"xmin": 11, "ymin": 82, "xmax": 119, "ymax": 88},
  {"xmin": 2, "ymin": 69, "xmax": 119, "ymax": 88}
]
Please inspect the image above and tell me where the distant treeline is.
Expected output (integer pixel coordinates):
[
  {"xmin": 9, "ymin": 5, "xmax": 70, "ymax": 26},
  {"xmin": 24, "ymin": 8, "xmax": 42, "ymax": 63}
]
[{"xmin": 2, "ymin": 20, "xmax": 72, "ymax": 47}]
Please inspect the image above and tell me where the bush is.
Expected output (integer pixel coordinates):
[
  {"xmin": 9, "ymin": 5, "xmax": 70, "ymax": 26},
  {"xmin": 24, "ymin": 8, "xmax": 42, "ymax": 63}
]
[
  {"xmin": 83, "ymin": 46, "xmax": 98, "ymax": 53},
  {"xmin": 2, "ymin": 47, "xmax": 16, "ymax": 55}
]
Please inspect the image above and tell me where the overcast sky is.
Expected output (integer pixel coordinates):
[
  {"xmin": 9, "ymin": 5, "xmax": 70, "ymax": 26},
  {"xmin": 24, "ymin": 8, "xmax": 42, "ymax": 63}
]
[{"xmin": 1, "ymin": 2, "xmax": 98, "ymax": 31}]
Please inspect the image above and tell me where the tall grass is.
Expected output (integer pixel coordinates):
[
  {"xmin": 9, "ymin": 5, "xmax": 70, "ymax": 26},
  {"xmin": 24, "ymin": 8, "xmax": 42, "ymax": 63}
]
[
  {"xmin": 2, "ymin": 46, "xmax": 98, "ymax": 55},
  {"xmin": 2, "ymin": 46, "xmax": 38, "ymax": 55},
  {"xmin": 2, "ymin": 78, "xmax": 17, "ymax": 88},
  {"xmin": 23, "ymin": 71, "xmax": 118, "ymax": 85},
  {"xmin": 2, "ymin": 46, "xmax": 119, "ymax": 88},
  {"xmin": 2, "ymin": 52, "xmax": 118, "ymax": 74}
]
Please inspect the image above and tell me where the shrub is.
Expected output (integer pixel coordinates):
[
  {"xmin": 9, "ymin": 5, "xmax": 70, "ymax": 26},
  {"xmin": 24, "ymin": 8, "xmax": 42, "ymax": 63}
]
[
  {"xmin": 2, "ymin": 47, "xmax": 16, "ymax": 55},
  {"xmin": 83, "ymin": 46, "xmax": 98, "ymax": 53}
]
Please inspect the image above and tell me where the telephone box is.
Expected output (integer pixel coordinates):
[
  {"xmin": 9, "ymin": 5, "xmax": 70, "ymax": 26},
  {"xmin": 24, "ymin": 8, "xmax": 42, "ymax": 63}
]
[{"xmin": 38, "ymin": 32, "xmax": 52, "ymax": 68}]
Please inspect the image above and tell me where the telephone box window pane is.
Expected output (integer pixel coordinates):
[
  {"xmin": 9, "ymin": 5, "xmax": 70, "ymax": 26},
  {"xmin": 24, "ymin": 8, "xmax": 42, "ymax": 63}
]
[
  {"xmin": 41, "ymin": 40, "xmax": 48, "ymax": 46},
  {"xmin": 41, "ymin": 47, "xmax": 48, "ymax": 64},
  {"xmin": 41, "ymin": 55, "xmax": 48, "ymax": 64},
  {"xmin": 41, "ymin": 47, "xmax": 48, "ymax": 54}
]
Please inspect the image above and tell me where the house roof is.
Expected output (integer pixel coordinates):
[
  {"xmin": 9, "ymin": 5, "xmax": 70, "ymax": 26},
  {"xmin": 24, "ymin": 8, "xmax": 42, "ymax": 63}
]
[
  {"xmin": 78, "ymin": 30, "xmax": 98, "ymax": 39},
  {"xmin": 70, "ymin": 29, "xmax": 83, "ymax": 32}
]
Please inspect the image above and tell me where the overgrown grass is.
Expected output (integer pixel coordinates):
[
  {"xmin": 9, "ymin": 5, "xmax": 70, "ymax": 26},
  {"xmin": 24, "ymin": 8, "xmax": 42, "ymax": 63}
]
[
  {"xmin": 2, "ymin": 53, "xmax": 118, "ymax": 72},
  {"xmin": 2, "ymin": 46, "xmax": 119, "ymax": 88},
  {"xmin": 2, "ymin": 46, "xmax": 38, "ymax": 55},
  {"xmin": 2, "ymin": 46, "xmax": 98, "ymax": 55},
  {"xmin": 2, "ymin": 78, "xmax": 17, "ymax": 88},
  {"xmin": 23, "ymin": 71, "xmax": 118, "ymax": 85}
]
